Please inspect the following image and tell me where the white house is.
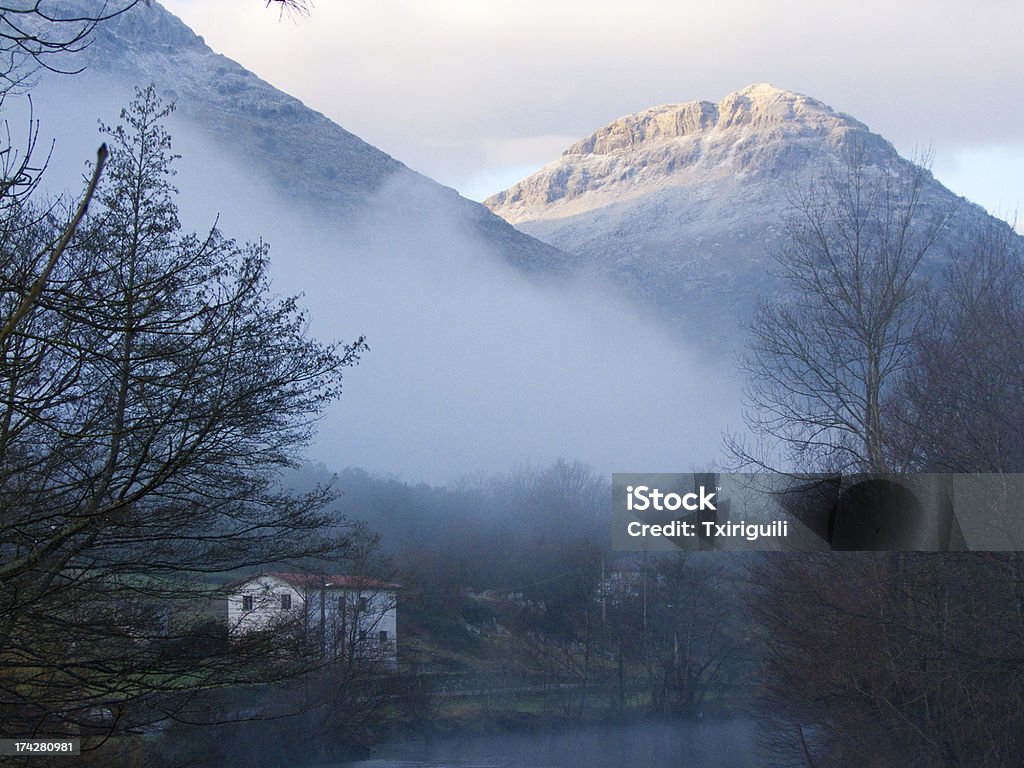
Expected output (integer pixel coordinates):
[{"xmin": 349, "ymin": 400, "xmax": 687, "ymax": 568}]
[{"xmin": 226, "ymin": 572, "xmax": 399, "ymax": 664}]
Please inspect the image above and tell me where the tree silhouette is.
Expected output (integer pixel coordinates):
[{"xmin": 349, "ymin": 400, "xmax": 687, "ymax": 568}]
[{"xmin": 0, "ymin": 85, "xmax": 366, "ymax": 746}]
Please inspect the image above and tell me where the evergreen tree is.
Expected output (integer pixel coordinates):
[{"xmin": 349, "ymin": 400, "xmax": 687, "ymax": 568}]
[{"xmin": 0, "ymin": 86, "xmax": 367, "ymax": 745}]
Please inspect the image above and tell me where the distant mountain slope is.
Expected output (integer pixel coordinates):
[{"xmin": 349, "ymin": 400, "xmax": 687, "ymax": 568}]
[
  {"xmin": 486, "ymin": 84, "xmax": 1006, "ymax": 344},
  {"xmin": 14, "ymin": 1, "xmax": 743, "ymax": 482},
  {"xmin": 52, "ymin": 0, "xmax": 570, "ymax": 274}
]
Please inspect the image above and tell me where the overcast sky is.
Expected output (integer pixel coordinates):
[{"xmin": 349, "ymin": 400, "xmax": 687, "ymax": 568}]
[{"xmin": 162, "ymin": 0, "xmax": 1023, "ymax": 227}]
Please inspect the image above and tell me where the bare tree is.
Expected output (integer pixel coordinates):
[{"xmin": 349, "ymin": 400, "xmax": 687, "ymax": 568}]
[
  {"xmin": 645, "ymin": 553, "xmax": 746, "ymax": 718},
  {"xmin": 751, "ymin": 551, "xmax": 1024, "ymax": 767},
  {"xmin": 730, "ymin": 146, "xmax": 952, "ymax": 473},
  {"xmin": 0, "ymin": 86, "xmax": 366, "ymax": 749},
  {"xmin": 266, "ymin": 0, "xmax": 314, "ymax": 19},
  {"xmin": 728, "ymin": 148, "xmax": 1024, "ymax": 765},
  {"xmin": 502, "ymin": 540, "xmax": 605, "ymax": 718},
  {"xmin": 889, "ymin": 219, "xmax": 1024, "ymax": 472}
]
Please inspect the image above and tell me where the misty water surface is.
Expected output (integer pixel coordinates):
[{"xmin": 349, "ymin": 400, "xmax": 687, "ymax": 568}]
[{"xmin": 331, "ymin": 720, "xmax": 760, "ymax": 768}]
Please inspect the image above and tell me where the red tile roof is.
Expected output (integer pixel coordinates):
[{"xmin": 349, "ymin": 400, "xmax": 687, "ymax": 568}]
[{"xmin": 266, "ymin": 572, "xmax": 401, "ymax": 590}]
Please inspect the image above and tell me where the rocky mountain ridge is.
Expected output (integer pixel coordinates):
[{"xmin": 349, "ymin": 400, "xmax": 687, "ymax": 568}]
[
  {"xmin": 485, "ymin": 84, "xmax": 999, "ymax": 346},
  {"xmin": 487, "ymin": 84, "xmax": 890, "ymax": 223}
]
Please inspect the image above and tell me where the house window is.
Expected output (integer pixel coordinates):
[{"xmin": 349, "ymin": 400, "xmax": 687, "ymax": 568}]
[
  {"xmin": 359, "ymin": 629, "xmax": 367, "ymax": 642},
  {"xmin": 280, "ymin": 594, "xmax": 291, "ymax": 610},
  {"xmin": 242, "ymin": 595, "xmax": 253, "ymax": 611},
  {"xmin": 357, "ymin": 597, "xmax": 368, "ymax": 612},
  {"xmin": 379, "ymin": 630, "xmax": 389, "ymax": 644}
]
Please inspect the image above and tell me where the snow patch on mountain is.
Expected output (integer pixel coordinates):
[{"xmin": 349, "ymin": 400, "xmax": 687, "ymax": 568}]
[{"xmin": 486, "ymin": 84, "xmax": 888, "ymax": 226}]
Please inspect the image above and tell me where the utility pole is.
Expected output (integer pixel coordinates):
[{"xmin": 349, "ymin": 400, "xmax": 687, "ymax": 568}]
[
  {"xmin": 601, "ymin": 556, "xmax": 607, "ymax": 625},
  {"xmin": 320, "ymin": 580, "xmax": 327, "ymax": 657}
]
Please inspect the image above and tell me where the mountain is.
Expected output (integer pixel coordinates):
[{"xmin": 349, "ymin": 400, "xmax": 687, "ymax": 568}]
[
  {"xmin": 39, "ymin": 0, "xmax": 569, "ymax": 275},
  {"xmin": 485, "ymin": 84, "xmax": 1004, "ymax": 346},
  {"xmin": 10, "ymin": 1, "xmax": 737, "ymax": 482}
]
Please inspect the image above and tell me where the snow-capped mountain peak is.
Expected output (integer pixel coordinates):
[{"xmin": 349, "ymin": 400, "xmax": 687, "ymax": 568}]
[
  {"xmin": 484, "ymin": 85, "xmax": 1001, "ymax": 348},
  {"xmin": 486, "ymin": 84, "xmax": 892, "ymax": 226},
  {"xmin": 564, "ymin": 84, "xmax": 864, "ymax": 158}
]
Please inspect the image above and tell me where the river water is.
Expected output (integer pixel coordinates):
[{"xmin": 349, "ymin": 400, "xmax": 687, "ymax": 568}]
[{"xmin": 330, "ymin": 719, "xmax": 761, "ymax": 768}]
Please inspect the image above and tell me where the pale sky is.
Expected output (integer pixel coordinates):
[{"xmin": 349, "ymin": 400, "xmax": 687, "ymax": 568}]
[{"xmin": 162, "ymin": 0, "xmax": 1023, "ymax": 227}]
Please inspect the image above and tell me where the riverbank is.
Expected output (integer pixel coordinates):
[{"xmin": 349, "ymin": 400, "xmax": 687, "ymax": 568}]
[
  {"xmin": 377, "ymin": 678, "xmax": 755, "ymax": 745},
  {"xmin": 331, "ymin": 718, "xmax": 763, "ymax": 768}
]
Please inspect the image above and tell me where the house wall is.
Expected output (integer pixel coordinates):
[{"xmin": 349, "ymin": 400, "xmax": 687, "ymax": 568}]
[
  {"xmin": 227, "ymin": 575, "xmax": 303, "ymax": 636},
  {"xmin": 227, "ymin": 576, "xmax": 397, "ymax": 664},
  {"xmin": 305, "ymin": 588, "xmax": 397, "ymax": 658}
]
